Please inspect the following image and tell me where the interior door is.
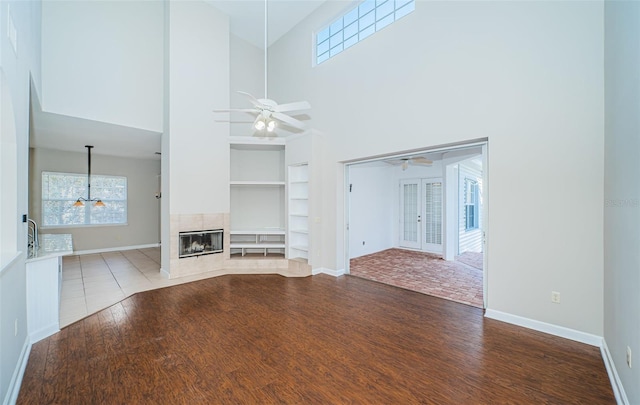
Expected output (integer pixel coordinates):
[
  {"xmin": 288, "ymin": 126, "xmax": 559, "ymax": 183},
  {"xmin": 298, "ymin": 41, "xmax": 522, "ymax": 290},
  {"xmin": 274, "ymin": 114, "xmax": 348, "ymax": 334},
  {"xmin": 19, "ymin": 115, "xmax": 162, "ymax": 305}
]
[
  {"xmin": 422, "ymin": 178, "xmax": 443, "ymax": 253},
  {"xmin": 399, "ymin": 179, "xmax": 421, "ymax": 249}
]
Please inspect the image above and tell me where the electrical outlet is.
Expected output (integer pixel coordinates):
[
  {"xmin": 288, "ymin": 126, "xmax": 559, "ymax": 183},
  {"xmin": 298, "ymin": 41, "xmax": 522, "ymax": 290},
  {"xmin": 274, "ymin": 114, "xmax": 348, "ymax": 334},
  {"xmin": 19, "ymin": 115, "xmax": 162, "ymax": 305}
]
[
  {"xmin": 14, "ymin": 319, "xmax": 18, "ymax": 336},
  {"xmin": 627, "ymin": 346, "xmax": 632, "ymax": 368},
  {"xmin": 551, "ymin": 291, "xmax": 561, "ymax": 304}
]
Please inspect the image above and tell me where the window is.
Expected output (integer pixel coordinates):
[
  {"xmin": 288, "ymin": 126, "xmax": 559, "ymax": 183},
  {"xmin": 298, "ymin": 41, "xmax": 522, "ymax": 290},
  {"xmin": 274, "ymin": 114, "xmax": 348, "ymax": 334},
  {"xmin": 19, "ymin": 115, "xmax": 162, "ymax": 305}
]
[
  {"xmin": 464, "ymin": 179, "xmax": 479, "ymax": 231},
  {"xmin": 315, "ymin": 0, "xmax": 415, "ymax": 65},
  {"xmin": 42, "ymin": 171, "xmax": 127, "ymax": 227}
]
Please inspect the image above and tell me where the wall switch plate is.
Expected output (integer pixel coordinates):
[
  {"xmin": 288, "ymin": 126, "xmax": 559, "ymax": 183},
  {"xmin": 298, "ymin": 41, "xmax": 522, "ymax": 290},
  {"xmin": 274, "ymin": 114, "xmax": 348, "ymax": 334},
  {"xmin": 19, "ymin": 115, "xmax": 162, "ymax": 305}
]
[
  {"xmin": 551, "ymin": 291, "xmax": 561, "ymax": 304},
  {"xmin": 627, "ymin": 346, "xmax": 632, "ymax": 368}
]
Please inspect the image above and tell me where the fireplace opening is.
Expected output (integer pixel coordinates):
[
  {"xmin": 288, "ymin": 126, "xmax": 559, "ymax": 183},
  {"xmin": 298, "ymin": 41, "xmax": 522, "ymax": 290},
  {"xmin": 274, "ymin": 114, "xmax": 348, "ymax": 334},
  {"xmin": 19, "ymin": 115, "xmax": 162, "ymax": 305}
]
[{"xmin": 179, "ymin": 229, "xmax": 223, "ymax": 258}]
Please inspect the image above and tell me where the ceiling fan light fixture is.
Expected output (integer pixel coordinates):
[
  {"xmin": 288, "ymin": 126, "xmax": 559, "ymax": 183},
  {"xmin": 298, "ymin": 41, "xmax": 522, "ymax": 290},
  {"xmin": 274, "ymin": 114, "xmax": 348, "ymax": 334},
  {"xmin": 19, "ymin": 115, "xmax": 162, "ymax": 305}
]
[
  {"xmin": 266, "ymin": 119, "xmax": 276, "ymax": 132},
  {"xmin": 254, "ymin": 119, "xmax": 266, "ymax": 131}
]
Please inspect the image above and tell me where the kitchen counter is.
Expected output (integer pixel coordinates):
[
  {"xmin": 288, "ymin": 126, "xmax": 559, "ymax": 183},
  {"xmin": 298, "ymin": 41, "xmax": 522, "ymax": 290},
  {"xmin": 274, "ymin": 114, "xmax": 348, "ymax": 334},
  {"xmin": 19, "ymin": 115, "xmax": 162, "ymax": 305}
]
[{"xmin": 26, "ymin": 233, "xmax": 73, "ymax": 262}]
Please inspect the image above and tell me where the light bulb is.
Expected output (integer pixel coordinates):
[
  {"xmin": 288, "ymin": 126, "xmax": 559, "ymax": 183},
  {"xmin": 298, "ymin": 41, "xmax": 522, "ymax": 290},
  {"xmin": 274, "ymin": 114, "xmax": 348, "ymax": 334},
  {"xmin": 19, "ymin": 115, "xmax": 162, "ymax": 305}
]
[
  {"xmin": 254, "ymin": 119, "xmax": 266, "ymax": 131},
  {"xmin": 266, "ymin": 120, "xmax": 276, "ymax": 132}
]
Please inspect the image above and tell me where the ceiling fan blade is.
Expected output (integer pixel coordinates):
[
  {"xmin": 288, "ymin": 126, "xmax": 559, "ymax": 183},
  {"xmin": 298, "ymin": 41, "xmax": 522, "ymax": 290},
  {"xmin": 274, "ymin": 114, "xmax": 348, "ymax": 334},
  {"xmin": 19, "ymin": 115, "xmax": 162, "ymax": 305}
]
[
  {"xmin": 274, "ymin": 100, "xmax": 311, "ymax": 113},
  {"xmin": 212, "ymin": 108, "xmax": 258, "ymax": 113},
  {"xmin": 411, "ymin": 157, "xmax": 433, "ymax": 165},
  {"xmin": 237, "ymin": 91, "xmax": 263, "ymax": 108},
  {"xmin": 272, "ymin": 112, "xmax": 306, "ymax": 130}
]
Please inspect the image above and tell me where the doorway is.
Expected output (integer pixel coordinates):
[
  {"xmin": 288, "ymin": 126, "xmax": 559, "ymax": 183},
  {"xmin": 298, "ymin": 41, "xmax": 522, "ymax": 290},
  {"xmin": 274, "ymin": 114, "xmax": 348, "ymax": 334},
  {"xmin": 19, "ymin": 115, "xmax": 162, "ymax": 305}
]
[
  {"xmin": 399, "ymin": 178, "xmax": 443, "ymax": 253},
  {"xmin": 345, "ymin": 141, "xmax": 487, "ymax": 308}
]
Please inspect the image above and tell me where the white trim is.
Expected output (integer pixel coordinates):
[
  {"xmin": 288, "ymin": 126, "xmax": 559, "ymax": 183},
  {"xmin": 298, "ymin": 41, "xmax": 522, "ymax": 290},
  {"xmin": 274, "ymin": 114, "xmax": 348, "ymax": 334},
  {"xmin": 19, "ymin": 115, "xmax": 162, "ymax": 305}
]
[
  {"xmin": 160, "ymin": 267, "xmax": 170, "ymax": 279},
  {"xmin": 29, "ymin": 323, "xmax": 60, "ymax": 344},
  {"xmin": 601, "ymin": 339, "xmax": 630, "ymax": 405},
  {"xmin": 72, "ymin": 243, "xmax": 160, "ymax": 256},
  {"xmin": 3, "ymin": 337, "xmax": 31, "ymax": 405},
  {"xmin": 484, "ymin": 309, "xmax": 603, "ymax": 346},
  {"xmin": 312, "ymin": 267, "xmax": 345, "ymax": 277}
]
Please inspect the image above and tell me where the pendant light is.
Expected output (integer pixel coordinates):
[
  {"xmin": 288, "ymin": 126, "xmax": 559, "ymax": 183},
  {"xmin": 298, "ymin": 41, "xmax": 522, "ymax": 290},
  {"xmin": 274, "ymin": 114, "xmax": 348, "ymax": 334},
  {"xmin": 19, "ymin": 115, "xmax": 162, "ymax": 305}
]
[{"xmin": 73, "ymin": 145, "xmax": 105, "ymax": 207}]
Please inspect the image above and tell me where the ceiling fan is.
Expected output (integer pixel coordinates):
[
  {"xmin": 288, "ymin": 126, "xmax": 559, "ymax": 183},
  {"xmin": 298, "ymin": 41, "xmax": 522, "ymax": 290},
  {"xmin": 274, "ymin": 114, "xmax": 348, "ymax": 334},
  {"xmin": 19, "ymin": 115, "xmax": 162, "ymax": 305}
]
[
  {"xmin": 385, "ymin": 156, "xmax": 433, "ymax": 171},
  {"xmin": 213, "ymin": 0, "xmax": 311, "ymax": 134}
]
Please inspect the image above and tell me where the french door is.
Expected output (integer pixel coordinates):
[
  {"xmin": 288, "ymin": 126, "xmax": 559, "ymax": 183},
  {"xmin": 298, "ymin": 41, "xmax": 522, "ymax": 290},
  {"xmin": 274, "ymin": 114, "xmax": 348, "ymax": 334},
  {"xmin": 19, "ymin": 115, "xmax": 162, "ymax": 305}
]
[{"xmin": 399, "ymin": 178, "xmax": 443, "ymax": 253}]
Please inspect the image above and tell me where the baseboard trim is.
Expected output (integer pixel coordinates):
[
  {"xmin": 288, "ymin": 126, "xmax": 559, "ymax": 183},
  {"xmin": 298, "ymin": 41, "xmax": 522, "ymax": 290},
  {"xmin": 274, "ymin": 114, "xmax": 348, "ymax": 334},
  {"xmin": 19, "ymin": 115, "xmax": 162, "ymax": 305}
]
[
  {"xmin": 312, "ymin": 267, "xmax": 345, "ymax": 277},
  {"xmin": 73, "ymin": 243, "xmax": 160, "ymax": 256},
  {"xmin": 160, "ymin": 267, "xmax": 170, "ymax": 279},
  {"xmin": 29, "ymin": 323, "xmax": 60, "ymax": 344},
  {"xmin": 484, "ymin": 309, "xmax": 602, "ymax": 347},
  {"xmin": 601, "ymin": 339, "xmax": 630, "ymax": 405},
  {"xmin": 3, "ymin": 337, "xmax": 31, "ymax": 405}
]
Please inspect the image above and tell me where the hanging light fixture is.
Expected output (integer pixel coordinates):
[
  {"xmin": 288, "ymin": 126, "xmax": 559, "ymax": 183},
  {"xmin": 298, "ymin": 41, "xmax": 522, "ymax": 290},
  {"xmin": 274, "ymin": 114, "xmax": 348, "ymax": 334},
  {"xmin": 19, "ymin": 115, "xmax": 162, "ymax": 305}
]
[{"xmin": 73, "ymin": 145, "xmax": 105, "ymax": 207}]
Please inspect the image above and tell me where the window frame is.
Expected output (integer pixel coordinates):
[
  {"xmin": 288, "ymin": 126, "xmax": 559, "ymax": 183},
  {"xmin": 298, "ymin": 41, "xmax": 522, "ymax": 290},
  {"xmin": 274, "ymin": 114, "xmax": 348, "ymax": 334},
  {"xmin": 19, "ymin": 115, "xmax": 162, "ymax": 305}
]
[
  {"xmin": 464, "ymin": 178, "xmax": 479, "ymax": 231},
  {"xmin": 41, "ymin": 171, "xmax": 128, "ymax": 228},
  {"xmin": 314, "ymin": 0, "xmax": 416, "ymax": 66}
]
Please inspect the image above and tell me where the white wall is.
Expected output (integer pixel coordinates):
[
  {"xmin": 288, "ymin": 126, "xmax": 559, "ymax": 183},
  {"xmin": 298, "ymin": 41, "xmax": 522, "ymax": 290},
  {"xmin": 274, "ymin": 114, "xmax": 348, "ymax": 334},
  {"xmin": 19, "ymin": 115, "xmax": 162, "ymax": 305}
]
[
  {"xmin": 0, "ymin": 0, "xmax": 41, "ymax": 402},
  {"xmin": 347, "ymin": 164, "xmax": 394, "ymax": 259},
  {"xmin": 30, "ymin": 148, "xmax": 161, "ymax": 252},
  {"xmin": 168, "ymin": 1, "xmax": 230, "ymax": 216},
  {"xmin": 41, "ymin": 0, "xmax": 163, "ymax": 132},
  {"xmin": 270, "ymin": 1, "xmax": 604, "ymax": 335},
  {"xmin": 229, "ymin": 34, "xmax": 264, "ymax": 137},
  {"xmin": 604, "ymin": 1, "xmax": 640, "ymax": 403}
]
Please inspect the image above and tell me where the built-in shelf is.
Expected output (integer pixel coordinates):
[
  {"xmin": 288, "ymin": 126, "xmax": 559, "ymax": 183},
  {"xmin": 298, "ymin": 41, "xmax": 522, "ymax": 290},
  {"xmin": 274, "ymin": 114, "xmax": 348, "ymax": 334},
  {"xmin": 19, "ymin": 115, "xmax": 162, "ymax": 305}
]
[
  {"xmin": 230, "ymin": 141, "xmax": 285, "ymax": 242},
  {"xmin": 230, "ymin": 229, "xmax": 285, "ymax": 257},
  {"xmin": 288, "ymin": 164, "xmax": 309, "ymax": 261}
]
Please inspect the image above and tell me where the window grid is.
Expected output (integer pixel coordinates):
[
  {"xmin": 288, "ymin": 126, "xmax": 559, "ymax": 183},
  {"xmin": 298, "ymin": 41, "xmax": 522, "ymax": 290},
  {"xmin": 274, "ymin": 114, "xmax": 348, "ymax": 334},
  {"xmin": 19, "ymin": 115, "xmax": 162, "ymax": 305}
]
[
  {"xmin": 42, "ymin": 171, "xmax": 127, "ymax": 227},
  {"xmin": 316, "ymin": 0, "xmax": 415, "ymax": 65},
  {"xmin": 464, "ymin": 179, "xmax": 479, "ymax": 231}
]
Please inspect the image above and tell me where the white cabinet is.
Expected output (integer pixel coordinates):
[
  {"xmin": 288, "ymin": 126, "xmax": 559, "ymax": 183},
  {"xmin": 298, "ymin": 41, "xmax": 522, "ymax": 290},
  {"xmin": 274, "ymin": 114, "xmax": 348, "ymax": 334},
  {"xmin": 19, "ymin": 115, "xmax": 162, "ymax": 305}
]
[
  {"xmin": 288, "ymin": 164, "xmax": 309, "ymax": 260},
  {"xmin": 230, "ymin": 139, "xmax": 286, "ymax": 258},
  {"xmin": 26, "ymin": 256, "xmax": 61, "ymax": 342}
]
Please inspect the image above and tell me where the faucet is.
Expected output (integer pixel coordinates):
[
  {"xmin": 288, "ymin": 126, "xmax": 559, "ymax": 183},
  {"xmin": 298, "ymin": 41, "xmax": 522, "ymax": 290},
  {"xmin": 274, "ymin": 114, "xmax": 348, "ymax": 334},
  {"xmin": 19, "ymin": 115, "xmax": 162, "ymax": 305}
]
[{"xmin": 28, "ymin": 218, "xmax": 38, "ymax": 250}]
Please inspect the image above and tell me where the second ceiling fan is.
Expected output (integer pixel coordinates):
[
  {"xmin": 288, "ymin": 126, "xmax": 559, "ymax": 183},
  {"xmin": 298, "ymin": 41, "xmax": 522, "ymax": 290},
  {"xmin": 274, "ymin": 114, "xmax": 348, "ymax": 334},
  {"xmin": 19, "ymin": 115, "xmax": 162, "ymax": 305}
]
[{"xmin": 213, "ymin": 0, "xmax": 311, "ymax": 134}]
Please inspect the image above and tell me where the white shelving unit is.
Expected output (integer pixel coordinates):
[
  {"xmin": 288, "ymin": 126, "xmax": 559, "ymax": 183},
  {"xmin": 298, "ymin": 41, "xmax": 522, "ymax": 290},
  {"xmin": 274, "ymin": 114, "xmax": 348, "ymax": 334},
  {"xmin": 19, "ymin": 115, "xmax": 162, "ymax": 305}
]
[
  {"xmin": 229, "ymin": 230, "xmax": 285, "ymax": 256},
  {"xmin": 288, "ymin": 164, "xmax": 309, "ymax": 260},
  {"xmin": 230, "ymin": 139, "xmax": 286, "ymax": 258}
]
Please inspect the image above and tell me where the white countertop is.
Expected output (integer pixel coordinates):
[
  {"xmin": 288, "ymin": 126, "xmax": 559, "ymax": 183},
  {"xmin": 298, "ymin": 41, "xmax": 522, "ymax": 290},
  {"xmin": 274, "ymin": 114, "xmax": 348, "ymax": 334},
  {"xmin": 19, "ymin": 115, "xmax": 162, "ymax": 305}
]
[{"xmin": 26, "ymin": 234, "xmax": 73, "ymax": 263}]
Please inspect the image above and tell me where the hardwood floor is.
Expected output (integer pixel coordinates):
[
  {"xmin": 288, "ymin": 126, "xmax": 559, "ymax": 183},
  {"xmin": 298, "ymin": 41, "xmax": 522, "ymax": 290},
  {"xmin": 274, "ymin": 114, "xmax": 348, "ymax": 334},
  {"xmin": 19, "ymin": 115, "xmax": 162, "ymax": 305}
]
[{"xmin": 18, "ymin": 274, "xmax": 614, "ymax": 404}]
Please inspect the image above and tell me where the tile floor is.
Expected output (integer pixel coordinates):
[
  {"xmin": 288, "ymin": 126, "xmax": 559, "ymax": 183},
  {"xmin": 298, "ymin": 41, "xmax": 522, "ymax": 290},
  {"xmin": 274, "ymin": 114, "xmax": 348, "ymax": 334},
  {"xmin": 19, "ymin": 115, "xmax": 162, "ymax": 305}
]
[
  {"xmin": 60, "ymin": 247, "xmax": 231, "ymax": 328},
  {"xmin": 349, "ymin": 248, "xmax": 484, "ymax": 308}
]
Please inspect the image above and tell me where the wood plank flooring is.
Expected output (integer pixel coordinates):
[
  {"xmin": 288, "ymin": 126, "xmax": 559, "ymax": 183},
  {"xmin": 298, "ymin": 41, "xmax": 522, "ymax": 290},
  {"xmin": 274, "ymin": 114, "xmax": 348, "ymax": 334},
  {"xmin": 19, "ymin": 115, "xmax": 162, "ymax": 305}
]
[{"xmin": 18, "ymin": 274, "xmax": 615, "ymax": 404}]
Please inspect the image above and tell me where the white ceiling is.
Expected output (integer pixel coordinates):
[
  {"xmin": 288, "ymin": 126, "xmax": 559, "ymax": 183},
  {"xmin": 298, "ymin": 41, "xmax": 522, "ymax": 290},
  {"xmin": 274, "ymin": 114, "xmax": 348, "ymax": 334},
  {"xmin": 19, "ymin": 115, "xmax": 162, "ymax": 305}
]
[
  {"xmin": 31, "ymin": 0, "xmax": 326, "ymax": 160},
  {"xmin": 30, "ymin": 110, "xmax": 162, "ymax": 160},
  {"xmin": 208, "ymin": 0, "xmax": 327, "ymax": 49}
]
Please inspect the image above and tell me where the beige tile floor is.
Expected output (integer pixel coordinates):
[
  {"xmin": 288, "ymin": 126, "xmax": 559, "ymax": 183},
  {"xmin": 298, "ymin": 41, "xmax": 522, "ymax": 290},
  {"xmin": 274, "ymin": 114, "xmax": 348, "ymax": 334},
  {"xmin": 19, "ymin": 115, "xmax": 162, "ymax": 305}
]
[{"xmin": 60, "ymin": 247, "xmax": 232, "ymax": 328}]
